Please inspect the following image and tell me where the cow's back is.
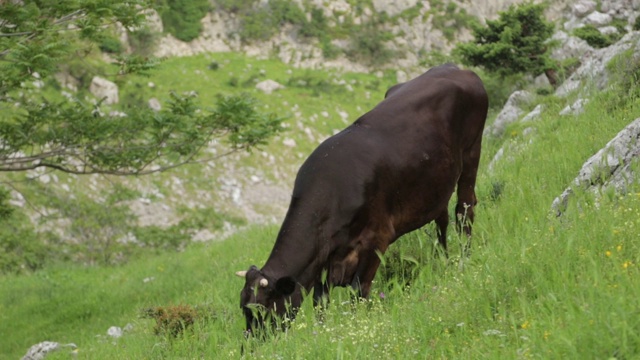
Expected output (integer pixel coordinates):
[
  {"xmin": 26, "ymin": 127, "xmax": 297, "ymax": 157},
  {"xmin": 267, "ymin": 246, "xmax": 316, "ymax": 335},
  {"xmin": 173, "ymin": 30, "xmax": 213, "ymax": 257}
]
[{"xmin": 294, "ymin": 65, "xmax": 487, "ymax": 239}]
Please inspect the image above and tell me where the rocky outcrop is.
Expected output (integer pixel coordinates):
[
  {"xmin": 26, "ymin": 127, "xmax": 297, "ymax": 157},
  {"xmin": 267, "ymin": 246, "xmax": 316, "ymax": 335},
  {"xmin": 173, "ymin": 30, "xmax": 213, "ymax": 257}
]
[
  {"xmin": 552, "ymin": 118, "xmax": 640, "ymax": 215},
  {"xmin": 484, "ymin": 90, "xmax": 532, "ymax": 138},
  {"xmin": 556, "ymin": 31, "xmax": 640, "ymax": 97}
]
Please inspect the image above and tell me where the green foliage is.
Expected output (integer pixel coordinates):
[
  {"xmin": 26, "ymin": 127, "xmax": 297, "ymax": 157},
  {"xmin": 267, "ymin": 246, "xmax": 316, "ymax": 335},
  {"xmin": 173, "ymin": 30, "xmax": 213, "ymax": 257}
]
[
  {"xmin": 143, "ymin": 304, "xmax": 200, "ymax": 336},
  {"xmin": 573, "ymin": 24, "xmax": 620, "ymax": 49},
  {"xmin": 346, "ymin": 20, "xmax": 396, "ymax": 67},
  {"xmin": 214, "ymin": 0, "xmax": 258, "ymax": 13},
  {"xmin": 98, "ymin": 34, "xmax": 125, "ymax": 54},
  {"xmin": 156, "ymin": 0, "xmax": 210, "ymax": 42},
  {"xmin": 3, "ymin": 57, "xmax": 640, "ymax": 359},
  {"xmin": 238, "ymin": 0, "xmax": 306, "ymax": 43},
  {"xmin": 0, "ymin": 0, "xmax": 150, "ymax": 94},
  {"xmin": 43, "ymin": 192, "xmax": 135, "ymax": 265},
  {"xmin": 455, "ymin": 3, "xmax": 556, "ymax": 81},
  {"xmin": 634, "ymin": 16, "xmax": 640, "ymax": 31},
  {"xmin": 0, "ymin": 187, "xmax": 50, "ymax": 274},
  {"xmin": 605, "ymin": 49, "xmax": 640, "ymax": 109},
  {"xmin": 429, "ymin": 1, "xmax": 475, "ymax": 41},
  {"xmin": 128, "ymin": 26, "xmax": 161, "ymax": 57}
]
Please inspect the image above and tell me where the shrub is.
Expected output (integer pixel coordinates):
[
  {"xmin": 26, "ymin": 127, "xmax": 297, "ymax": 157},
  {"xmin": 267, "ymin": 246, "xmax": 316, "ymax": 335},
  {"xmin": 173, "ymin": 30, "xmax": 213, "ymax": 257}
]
[
  {"xmin": 0, "ymin": 187, "xmax": 50, "ymax": 274},
  {"xmin": 157, "ymin": 0, "xmax": 210, "ymax": 42},
  {"xmin": 128, "ymin": 26, "xmax": 161, "ymax": 57},
  {"xmin": 573, "ymin": 25, "xmax": 619, "ymax": 48},
  {"xmin": 98, "ymin": 34, "xmax": 124, "ymax": 54},
  {"xmin": 346, "ymin": 22, "xmax": 396, "ymax": 67},
  {"xmin": 143, "ymin": 304, "xmax": 199, "ymax": 336}
]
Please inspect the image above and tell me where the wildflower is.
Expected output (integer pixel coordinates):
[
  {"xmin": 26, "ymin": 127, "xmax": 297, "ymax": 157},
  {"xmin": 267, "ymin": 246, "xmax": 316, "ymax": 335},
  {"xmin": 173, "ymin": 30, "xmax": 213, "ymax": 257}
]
[
  {"xmin": 521, "ymin": 321, "xmax": 530, "ymax": 330},
  {"xmin": 617, "ymin": 245, "xmax": 622, "ymax": 252},
  {"xmin": 606, "ymin": 251, "xmax": 612, "ymax": 257},
  {"xmin": 379, "ymin": 292, "xmax": 386, "ymax": 300},
  {"xmin": 623, "ymin": 261, "xmax": 632, "ymax": 269}
]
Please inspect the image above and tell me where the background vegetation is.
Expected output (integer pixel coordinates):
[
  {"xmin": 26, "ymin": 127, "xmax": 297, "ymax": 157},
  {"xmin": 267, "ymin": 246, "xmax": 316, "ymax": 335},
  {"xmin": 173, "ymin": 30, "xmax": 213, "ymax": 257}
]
[
  {"xmin": 2, "ymin": 46, "xmax": 640, "ymax": 358},
  {"xmin": 2, "ymin": 1, "xmax": 640, "ymax": 359}
]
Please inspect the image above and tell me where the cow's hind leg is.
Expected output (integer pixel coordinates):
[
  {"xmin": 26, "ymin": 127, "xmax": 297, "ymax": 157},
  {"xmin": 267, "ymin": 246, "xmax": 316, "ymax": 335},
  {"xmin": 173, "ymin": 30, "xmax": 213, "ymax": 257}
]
[
  {"xmin": 456, "ymin": 138, "xmax": 482, "ymax": 255},
  {"xmin": 349, "ymin": 228, "xmax": 393, "ymax": 300}
]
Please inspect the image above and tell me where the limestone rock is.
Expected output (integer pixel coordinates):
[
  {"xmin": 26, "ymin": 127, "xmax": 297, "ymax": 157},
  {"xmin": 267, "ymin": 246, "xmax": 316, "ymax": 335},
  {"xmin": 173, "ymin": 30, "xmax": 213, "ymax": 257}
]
[{"xmin": 89, "ymin": 76, "xmax": 119, "ymax": 105}]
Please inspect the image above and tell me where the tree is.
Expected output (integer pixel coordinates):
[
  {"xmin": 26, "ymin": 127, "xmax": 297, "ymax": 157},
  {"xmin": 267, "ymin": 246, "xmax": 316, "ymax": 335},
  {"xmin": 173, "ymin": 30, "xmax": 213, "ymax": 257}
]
[
  {"xmin": 454, "ymin": 3, "xmax": 558, "ymax": 86},
  {"xmin": 0, "ymin": 0, "xmax": 284, "ymax": 176}
]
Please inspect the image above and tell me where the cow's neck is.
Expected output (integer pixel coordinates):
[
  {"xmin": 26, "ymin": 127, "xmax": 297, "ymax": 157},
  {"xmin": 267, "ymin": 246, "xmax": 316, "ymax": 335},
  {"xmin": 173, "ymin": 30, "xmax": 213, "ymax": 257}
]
[{"xmin": 261, "ymin": 207, "xmax": 331, "ymax": 290}]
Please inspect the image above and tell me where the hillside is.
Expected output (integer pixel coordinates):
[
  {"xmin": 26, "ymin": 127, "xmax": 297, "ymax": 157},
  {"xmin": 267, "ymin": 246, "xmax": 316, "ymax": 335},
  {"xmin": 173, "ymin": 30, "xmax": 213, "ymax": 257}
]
[{"xmin": 2, "ymin": 0, "xmax": 640, "ymax": 359}]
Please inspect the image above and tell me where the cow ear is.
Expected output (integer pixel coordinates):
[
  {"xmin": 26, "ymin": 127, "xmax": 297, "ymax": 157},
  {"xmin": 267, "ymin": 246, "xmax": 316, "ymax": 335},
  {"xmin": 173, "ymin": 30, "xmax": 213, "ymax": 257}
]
[{"xmin": 275, "ymin": 277, "xmax": 297, "ymax": 296}]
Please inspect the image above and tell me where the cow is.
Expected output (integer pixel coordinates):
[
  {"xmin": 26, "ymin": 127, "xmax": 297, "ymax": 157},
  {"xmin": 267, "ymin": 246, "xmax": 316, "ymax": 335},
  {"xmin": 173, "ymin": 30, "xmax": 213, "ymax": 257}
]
[{"xmin": 236, "ymin": 64, "xmax": 488, "ymax": 334}]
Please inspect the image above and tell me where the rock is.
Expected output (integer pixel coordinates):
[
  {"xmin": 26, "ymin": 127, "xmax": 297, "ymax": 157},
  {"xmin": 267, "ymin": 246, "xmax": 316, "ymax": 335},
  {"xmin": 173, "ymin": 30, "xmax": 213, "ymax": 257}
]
[
  {"xmin": 89, "ymin": 76, "xmax": 119, "ymax": 105},
  {"xmin": 21, "ymin": 342, "xmax": 77, "ymax": 360},
  {"xmin": 599, "ymin": 26, "xmax": 619, "ymax": 35},
  {"xmin": 282, "ymin": 138, "xmax": 296, "ymax": 147},
  {"xmin": 584, "ymin": 11, "xmax": 612, "ymax": 27},
  {"xmin": 521, "ymin": 104, "xmax": 544, "ymax": 122},
  {"xmin": 484, "ymin": 90, "xmax": 532, "ymax": 138},
  {"xmin": 572, "ymin": 0, "xmax": 597, "ymax": 17},
  {"xmin": 255, "ymin": 79, "xmax": 284, "ymax": 94},
  {"xmin": 54, "ymin": 72, "xmax": 79, "ymax": 92},
  {"xmin": 107, "ymin": 326, "xmax": 123, "ymax": 338},
  {"xmin": 148, "ymin": 97, "xmax": 162, "ymax": 111},
  {"xmin": 559, "ymin": 98, "xmax": 590, "ymax": 116},
  {"xmin": 550, "ymin": 31, "xmax": 593, "ymax": 61},
  {"xmin": 371, "ymin": 0, "xmax": 419, "ymax": 16},
  {"xmin": 552, "ymin": 117, "xmax": 640, "ymax": 215},
  {"xmin": 556, "ymin": 31, "xmax": 640, "ymax": 97}
]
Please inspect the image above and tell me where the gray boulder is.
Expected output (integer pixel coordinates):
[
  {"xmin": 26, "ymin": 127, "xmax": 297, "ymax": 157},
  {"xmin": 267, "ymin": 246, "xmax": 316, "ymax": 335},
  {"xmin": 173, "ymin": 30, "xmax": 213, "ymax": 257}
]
[
  {"xmin": 89, "ymin": 76, "xmax": 119, "ymax": 105},
  {"xmin": 484, "ymin": 90, "xmax": 532, "ymax": 138}
]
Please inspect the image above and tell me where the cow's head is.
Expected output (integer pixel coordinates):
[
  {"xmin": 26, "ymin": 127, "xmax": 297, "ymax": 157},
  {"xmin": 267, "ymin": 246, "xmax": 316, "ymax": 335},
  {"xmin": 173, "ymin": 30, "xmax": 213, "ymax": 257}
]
[{"xmin": 236, "ymin": 265, "xmax": 302, "ymax": 334}]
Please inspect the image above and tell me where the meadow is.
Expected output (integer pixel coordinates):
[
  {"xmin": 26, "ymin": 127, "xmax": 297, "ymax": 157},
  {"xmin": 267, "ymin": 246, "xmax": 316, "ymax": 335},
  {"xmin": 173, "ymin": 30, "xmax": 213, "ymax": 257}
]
[{"xmin": 1, "ymin": 52, "xmax": 640, "ymax": 359}]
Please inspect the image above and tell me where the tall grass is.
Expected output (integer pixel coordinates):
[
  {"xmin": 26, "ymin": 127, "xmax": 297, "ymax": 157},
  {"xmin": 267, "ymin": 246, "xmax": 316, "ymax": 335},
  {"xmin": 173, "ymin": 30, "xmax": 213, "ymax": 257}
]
[{"xmin": 2, "ymin": 54, "xmax": 640, "ymax": 359}]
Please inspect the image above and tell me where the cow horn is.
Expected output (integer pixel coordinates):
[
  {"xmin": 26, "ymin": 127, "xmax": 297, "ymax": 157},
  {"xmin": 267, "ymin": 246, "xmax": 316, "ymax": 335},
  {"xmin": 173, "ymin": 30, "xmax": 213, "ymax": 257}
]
[
  {"xmin": 259, "ymin": 278, "xmax": 269, "ymax": 287},
  {"xmin": 235, "ymin": 270, "xmax": 247, "ymax": 278}
]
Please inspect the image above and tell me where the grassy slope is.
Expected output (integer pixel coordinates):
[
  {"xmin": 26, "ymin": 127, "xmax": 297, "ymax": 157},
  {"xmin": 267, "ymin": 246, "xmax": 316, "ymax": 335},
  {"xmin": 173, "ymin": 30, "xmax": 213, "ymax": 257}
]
[{"xmin": 2, "ymin": 53, "xmax": 640, "ymax": 359}]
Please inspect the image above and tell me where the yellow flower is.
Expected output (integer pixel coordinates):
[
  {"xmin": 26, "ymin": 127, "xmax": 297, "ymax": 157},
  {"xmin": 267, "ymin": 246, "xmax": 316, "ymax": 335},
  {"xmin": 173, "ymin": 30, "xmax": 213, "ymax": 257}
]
[
  {"xmin": 623, "ymin": 261, "xmax": 632, "ymax": 269},
  {"xmin": 617, "ymin": 245, "xmax": 622, "ymax": 252},
  {"xmin": 543, "ymin": 331, "xmax": 550, "ymax": 340},
  {"xmin": 521, "ymin": 321, "xmax": 530, "ymax": 330},
  {"xmin": 605, "ymin": 251, "xmax": 612, "ymax": 257}
]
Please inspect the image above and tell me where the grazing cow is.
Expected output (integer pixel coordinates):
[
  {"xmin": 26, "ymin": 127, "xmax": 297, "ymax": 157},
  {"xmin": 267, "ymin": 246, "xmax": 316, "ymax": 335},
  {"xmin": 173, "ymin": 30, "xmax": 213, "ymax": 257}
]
[{"xmin": 236, "ymin": 64, "xmax": 488, "ymax": 333}]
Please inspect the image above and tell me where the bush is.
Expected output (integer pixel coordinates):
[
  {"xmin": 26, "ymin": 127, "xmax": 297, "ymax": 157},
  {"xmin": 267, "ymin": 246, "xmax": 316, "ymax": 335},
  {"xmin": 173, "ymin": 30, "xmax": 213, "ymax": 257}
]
[
  {"xmin": 157, "ymin": 0, "xmax": 210, "ymax": 42},
  {"xmin": 128, "ymin": 26, "xmax": 161, "ymax": 57},
  {"xmin": 346, "ymin": 22, "xmax": 396, "ymax": 67},
  {"xmin": 0, "ymin": 187, "xmax": 50, "ymax": 274},
  {"xmin": 573, "ymin": 25, "xmax": 620, "ymax": 48},
  {"xmin": 237, "ymin": 0, "xmax": 305, "ymax": 43},
  {"xmin": 98, "ymin": 34, "xmax": 124, "ymax": 54}
]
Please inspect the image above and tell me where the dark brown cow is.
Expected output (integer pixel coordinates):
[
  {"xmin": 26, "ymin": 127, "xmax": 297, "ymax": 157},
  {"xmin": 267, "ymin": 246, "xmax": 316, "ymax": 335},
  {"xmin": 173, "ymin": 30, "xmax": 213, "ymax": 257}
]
[{"xmin": 236, "ymin": 64, "xmax": 488, "ymax": 333}]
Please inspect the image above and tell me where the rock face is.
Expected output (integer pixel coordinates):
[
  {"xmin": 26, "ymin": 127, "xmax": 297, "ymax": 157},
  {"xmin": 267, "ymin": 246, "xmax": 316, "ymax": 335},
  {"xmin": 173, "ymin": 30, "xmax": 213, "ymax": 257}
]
[
  {"xmin": 552, "ymin": 118, "xmax": 640, "ymax": 215},
  {"xmin": 150, "ymin": 0, "xmax": 574, "ymax": 72},
  {"xmin": 555, "ymin": 31, "xmax": 640, "ymax": 97}
]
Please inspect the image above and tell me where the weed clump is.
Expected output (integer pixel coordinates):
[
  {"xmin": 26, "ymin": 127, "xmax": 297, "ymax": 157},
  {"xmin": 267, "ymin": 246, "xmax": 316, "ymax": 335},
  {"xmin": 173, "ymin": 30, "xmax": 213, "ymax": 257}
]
[{"xmin": 143, "ymin": 304, "xmax": 202, "ymax": 337}]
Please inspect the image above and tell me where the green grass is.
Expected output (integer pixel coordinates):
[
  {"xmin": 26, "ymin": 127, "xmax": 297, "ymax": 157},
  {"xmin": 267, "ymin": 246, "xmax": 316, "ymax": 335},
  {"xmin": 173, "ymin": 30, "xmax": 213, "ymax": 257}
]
[{"xmin": 2, "ymin": 53, "xmax": 640, "ymax": 359}]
